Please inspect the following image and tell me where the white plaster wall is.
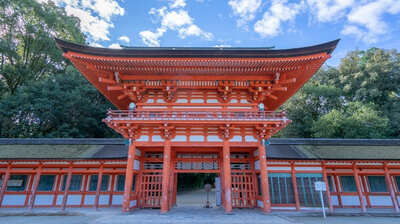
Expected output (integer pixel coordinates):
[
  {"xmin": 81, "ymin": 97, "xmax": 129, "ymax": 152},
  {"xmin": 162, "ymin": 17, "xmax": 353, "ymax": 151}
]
[
  {"xmin": 255, "ymin": 160, "xmax": 260, "ymax": 170},
  {"xmin": 341, "ymin": 195, "xmax": 366, "ymax": 206},
  {"xmin": 271, "ymin": 206, "xmax": 296, "ymax": 210},
  {"xmin": 112, "ymin": 195, "xmax": 123, "ymax": 205},
  {"xmin": 34, "ymin": 194, "xmax": 53, "ymax": 205},
  {"xmin": 189, "ymin": 135, "xmax": 204, "ymax": 141},
  {"xmin": 369, "ymin": 196, "xmax": 393, "ymax": 206},
  {"xmin": 267, "ymin": 166, "xmax": 291, "ymax": 171},
  {"xmin": 130, "ymin": 200, "xmax": 137, "ymax": 207},
  {"xmin": 99, "ymin": 195, "xmax": 110, "ymax": 205},
  {"xmin": 294, "ymin": 167, "xmax": 322, "ymax": 171},
  {"xmin": 84, "ymin": 195, "xmax": 95, "ymax": 205},
  {"xmin": 207, "ymin": 135, "xmax": 222, "ymax": 142},
  {"xmin": 56, "ymin": 195, "xmax": 63, "ymax": 205},
  {"xmin": 134, "ymin": 160, "xmax": 140, "ymax": 170},
  {"xmin": 230, "ymin": 99, "xmax": 239, "ymax": 103},
  {"xmin": 2, "ymin": 195, "xmax": 26, "ymax": 206},
  {"xmin": 229, "ymin": 136, "xmax": 242, "ymax": 142},
  {"xmin": 245, "ymin": 135, "xmax": 258, "ymax": 142},
  {"xmin": 330, "ymin": 195, "xmax": 339, "ymax": 206},
  {"xmin": 152, "ymin": 135, "xmax": 163, "ymax": 142},
  {"xmin": 257, "ymin": 200, "xmax": 264, "ymax": 208},
  {"xmin": 206, "ymin": 99, "xmax": 218, "ymax": 103},
  {"xmin": 191, "ymin": 99, "xmax": 204, "ymax": 103},
  {"xmin": 136, "ymin": 135, "xmax": 149, "ymax": 142},
  {"xmin": 176, "ymin": 99, "xmax": 188, "ymax": 103},
  {"xmin": 156, "ymin": 99, "xmax": 165, "ymax": 103},
  {"xmin": 172, "ymin": 135, "xmax": 186, "ymax": 142},
  {"xmin": 67, "ymin": 195, "xmax": 82, "ymax": 205}
]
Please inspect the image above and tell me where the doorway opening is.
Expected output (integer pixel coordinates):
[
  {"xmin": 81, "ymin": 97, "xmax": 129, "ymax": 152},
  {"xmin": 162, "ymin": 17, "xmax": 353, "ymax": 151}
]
[{"xmin": 176, "ymin": 173, "xmax": 218, "ymax": 208}]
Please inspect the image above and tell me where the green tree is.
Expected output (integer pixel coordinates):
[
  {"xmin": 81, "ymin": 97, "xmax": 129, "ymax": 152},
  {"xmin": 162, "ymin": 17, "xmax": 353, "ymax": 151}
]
[
  {"xmin": 336, "ymin": 48, "xmax": 400, "ymax": 137},
  {"xmin": 0, "ymin": 66, "xmax": 116, "ymax": 138},
  {"xmin": 279, "ymin": 69, "xmax": 343, "ymax": 138},
  {"xmin": 0, "ymin": 0, "xmax": 85, "ymax": 95},
  {"xmin": 312, "ymin": 102, "xmax": 390, "ymax": 138}
]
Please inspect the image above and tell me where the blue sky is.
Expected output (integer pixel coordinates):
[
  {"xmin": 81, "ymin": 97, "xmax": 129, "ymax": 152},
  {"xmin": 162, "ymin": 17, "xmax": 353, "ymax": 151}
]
[{"xmin": 40, "ymin": 0, "xmax": 400, "ymax": 66}]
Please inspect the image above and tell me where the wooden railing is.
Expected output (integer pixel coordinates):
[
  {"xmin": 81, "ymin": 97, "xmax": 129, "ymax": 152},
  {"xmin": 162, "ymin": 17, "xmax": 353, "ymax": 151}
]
[{"xmin": 105, "ymin": 110, "xmax": 288, "ymax": 122}]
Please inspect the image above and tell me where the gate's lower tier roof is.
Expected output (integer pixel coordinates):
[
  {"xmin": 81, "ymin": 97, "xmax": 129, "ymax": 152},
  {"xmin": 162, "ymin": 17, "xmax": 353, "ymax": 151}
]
[
  {"xmin": 56, "ymin": 39, "xmax": 339, "ymax": 58},
  {"xmin": 1, "ymin": 138, "xmax": 400, "ymax": 160}
]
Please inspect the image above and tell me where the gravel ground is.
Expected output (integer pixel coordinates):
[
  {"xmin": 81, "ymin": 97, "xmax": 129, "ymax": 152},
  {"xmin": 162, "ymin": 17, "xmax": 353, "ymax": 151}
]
[{"xmin": 1, "ymin": 190, "xmax": 400, "ymax": 224}]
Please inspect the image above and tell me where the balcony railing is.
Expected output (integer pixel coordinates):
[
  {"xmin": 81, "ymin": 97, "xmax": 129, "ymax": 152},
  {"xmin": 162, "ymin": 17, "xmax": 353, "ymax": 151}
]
[{"xmin": 105, "ymin": 110, "xmax": 288, "ymax": 122}]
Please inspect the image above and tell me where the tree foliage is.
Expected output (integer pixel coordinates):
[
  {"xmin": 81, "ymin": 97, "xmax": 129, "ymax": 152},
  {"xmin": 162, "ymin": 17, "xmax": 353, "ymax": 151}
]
[
  {"xmin": 0, "ymin": 0, "xmax": 85, "ymax": 95},
  {"xmin": 0, "ymin": 66, "xmax": 116, "ymax": 138},
  {"xmin": 281, "ymin": 48, "xmax": 400, "ymax": 139}
]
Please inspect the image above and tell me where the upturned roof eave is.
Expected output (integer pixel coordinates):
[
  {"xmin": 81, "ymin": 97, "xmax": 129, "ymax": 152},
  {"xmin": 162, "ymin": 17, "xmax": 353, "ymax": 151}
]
[{"xmin": 55, "ymin": 38, "xmax": 340, "ymax": 58}]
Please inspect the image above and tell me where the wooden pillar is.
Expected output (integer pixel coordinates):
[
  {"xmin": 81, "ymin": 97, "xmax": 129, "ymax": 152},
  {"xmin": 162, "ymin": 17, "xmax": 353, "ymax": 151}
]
[
  {"xmin": 219, "ymin": 151, "xmax": 225, "ymax": 208},
  {"xmin": 173, "ymin": 173, "xmax": 178, "ymax": 206},
  {"xmin": 322, "ymin": 162, "xmax": 333, "ymax": 213},
  {"xmin": 222, "ymin": 138, "xmax": 232, "ymax": 213},
  {"xmin": 108, "ymin": 174, "xmax": 116, "ymax": 206},
  {"xmin": 161, "ymin": 138, "xmax": 171, "ymax": 213},
  {"xmin": 123, "ymin": 138, "xmax": 136, "ymax": 212},
  {"xmin": 291, "ymin": 162, "xmax": 300, "ymax": 211},
  {"xmin": 0, "ymin": 163, "xmax": 11, "ymax": 207},
  {"xmin": 168, "ymin": 150, "xmax": 175, "ymax": 209},
  {"xmin": 353, "ymin": 163, "xmax": 366, "ymax": 212},
  {"xmin": 95, "ymin": 163, "xmax": 104, "ymax": 210},
  {"xmin": 333, "ymin": 174, "xmax": 343, "ymax": 208},
  {"xmin": 258, "ymin": 140, "xmax": 271, "ymax": 213},
  {"xmin": 384, "ymin": 163, "xmax": 399, "ymax": 212},
  {"xmin": 29, "ymin": 165, "xmax": 42, "ymax": 210},
  {"xmin": 360, "ymin": 175, "xmax": 371, "ymax": 208},
  {"xmin": 62, "ymin": 164, "xmax": 73, "ymax": 211}
]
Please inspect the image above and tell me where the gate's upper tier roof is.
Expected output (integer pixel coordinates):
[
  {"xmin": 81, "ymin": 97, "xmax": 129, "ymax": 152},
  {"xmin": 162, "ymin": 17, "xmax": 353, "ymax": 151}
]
[{"xmin": 56, "ymin": 38, "xmax": 339, "ymax": 58}]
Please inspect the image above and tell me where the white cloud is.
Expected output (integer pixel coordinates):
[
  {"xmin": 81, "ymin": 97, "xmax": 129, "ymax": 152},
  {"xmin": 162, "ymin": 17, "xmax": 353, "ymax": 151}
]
[
  {"xmin": 343, "ymin": 0, "xmax": 400, "ymax": 43},
  {"xmin": 108, "ymin": 43, "xmax": 122, "ymax": 49},
  {"xmin": 307, "ymin": 0, "xmax": 354, "ymax": 22},
  {"xmin": 254, "ymin": 0, "xmax": 305, "ymax": 37},
  {"xmin": 139, "ymin": 1, "xmax": 213, "ymax": 46},
  {"xmin": 89, "ymin": 42, "xmax": 103, "ymax": 47},
  {"xmin": 214, "ymin": 44, "xmax": 232, "ymax": 47},
  {"xmin": 139, "ymin": 28, "xmax": 166, "ymax": 47},
  {"xmin": 228, "ymin": 0, "xmax": 262, "ymax": 28},
  {"xmin": 161, "ymin": 10, "xmax": 193, "ymax": 29},
  {"xmin": 37, "ymin": 0, "xmax": 124, "ymax": 42},
  {"xmin": 118, "ymin": 36, "xmax": 130, "ymax": 43},
  {"xmin": 168, "ymin": 0, "xmax": 186, "ymax": 9}
]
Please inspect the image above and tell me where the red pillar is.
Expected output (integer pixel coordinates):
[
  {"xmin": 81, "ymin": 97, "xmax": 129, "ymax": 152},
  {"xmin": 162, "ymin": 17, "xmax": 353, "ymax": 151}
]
[
  {"xmin": 173, "ymin": 173, "xmax": 178, "ymax": 206},
  {"xmin": 322, "ymin": 162, "xmax": 333, "ymax": 213},
  {"xmin": 168, "ymin": 150, "xmax": 175, "ymax": 209},
  {"xmin": 333, "ymin": 174, "xmax": 343, "ymax": 208},
  {"xmin": 62, "ymin": 164, "xmax": 73, "ymax": 211},
  {"xmin": 0, "ymin": 163, "xmax": 11, "ymax": 207},
  {"xmin": 258, "ymin": 140, "xmax": 271, "ymax": 213},
  {"xmin": 161, "ymin": 138, "xmax": 171, "ymax": 213},
  {"xmin": 384, "ymin": 163, "xmax": 399, "ymax": 212},
  {"xmin": 222, "ymin": 138, "xmax": 232, "ymax": 213},
  {"xmin": 29, "ymin": 165, "xmax": 42, "ymax": 210},
  {"xmin": 95, "ymin": 163, "xmax": 104, "ymax": 210},
  {"xmin": 123, "ymin": 138, "xmax": 136, "ymax": 212},
  {"xmin": 353, "ymin": 163, "xmax": 366, "ymax": 213},
  {"xmin": 291, "ymin": 162, "xmax": 300, "ymax": 211}
]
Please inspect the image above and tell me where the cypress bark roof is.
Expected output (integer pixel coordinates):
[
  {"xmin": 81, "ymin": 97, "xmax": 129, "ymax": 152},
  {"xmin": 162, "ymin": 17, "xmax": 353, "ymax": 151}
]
[
  {"xmin": 1, "ymin": 138, "xmax": 400, "ymax": 160},
  {"xmin": 55, "ymin": 39, "xmax": 339, "ymax": 58}
]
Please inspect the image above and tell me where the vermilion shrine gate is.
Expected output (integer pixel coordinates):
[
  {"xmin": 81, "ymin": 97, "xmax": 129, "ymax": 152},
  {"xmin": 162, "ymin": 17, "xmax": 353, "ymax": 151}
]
[{"xmin": 54, "ymin": 39, "xmax": 338, "ymax": 213}]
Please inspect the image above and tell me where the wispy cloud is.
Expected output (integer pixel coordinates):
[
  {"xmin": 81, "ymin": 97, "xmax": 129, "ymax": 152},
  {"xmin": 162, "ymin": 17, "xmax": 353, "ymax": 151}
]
[
  {"xmin": 139, "ymin": 0, "xmax": 213, "ymax": 47},
  {"xmin": 37, "ymin": 0, "xmax": 124, "ymax": 44}
]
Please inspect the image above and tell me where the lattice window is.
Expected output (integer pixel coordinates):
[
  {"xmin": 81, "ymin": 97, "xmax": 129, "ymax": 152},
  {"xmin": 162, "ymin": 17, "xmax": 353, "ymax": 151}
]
[{"xmin": 231, "ymin": 173, "xmax": 256, "ymax": 208}]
